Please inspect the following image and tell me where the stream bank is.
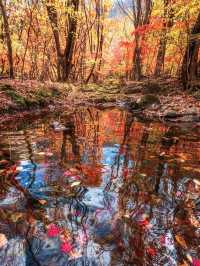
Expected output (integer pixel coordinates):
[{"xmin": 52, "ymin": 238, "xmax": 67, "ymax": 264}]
[{"xmin": 0, "ymin": 78, "xmax": 200, "ymax": 126}]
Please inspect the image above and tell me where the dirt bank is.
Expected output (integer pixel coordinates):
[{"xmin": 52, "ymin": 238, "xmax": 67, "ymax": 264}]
[{"xmin": 0, "ymin": 78, "xmax": 200, "ymax": 125}]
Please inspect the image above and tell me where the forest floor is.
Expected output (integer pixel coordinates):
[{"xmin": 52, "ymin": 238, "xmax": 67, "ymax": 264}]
[{"xmin": 0, "ymin": 77, "xmax": 200, "ymax": 125}]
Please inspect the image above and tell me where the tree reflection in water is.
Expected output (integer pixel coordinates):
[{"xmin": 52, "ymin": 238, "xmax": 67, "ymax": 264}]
[{"xmin": 0, "ymin": 107, "xmax": 199, "ymax": 265}]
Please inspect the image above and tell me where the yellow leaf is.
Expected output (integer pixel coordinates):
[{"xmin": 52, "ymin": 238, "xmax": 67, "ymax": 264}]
[
  {"xmin": 0, "ymin": 234, "xmax": 8, "ymax": 248},
  {"xmin": 70, "ymin": 181, "xmax": 81, "ymax": 187},
  {"xmin": 39, "ymin": 199, "xmax": 47, "ymax": 205},
  {"xmin": 175, "ymin": 234, "xmax": 187, "ymax": 249},
  {"xmin": 10, "ymin": 213, "xmax": 23, "ymax": 222}
]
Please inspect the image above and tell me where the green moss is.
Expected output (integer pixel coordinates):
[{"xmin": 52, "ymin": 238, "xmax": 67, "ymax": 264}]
[
  {"xmin": 36, "ymin": 88, "xmax": 52, "ymax": 98},
  {"xmin": 34, "ymin": 88, "xmax": 53, "ymax": 105},
  {"xmin": 4, "ymin": 90, "xmax": 27, "ymax": 108}
]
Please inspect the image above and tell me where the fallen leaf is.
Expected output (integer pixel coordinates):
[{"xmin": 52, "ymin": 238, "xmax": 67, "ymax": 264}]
[
  {"xmin": 193, "ymin": 179, "xmax": 200, "ymax": 186},
  {"xmin": 69, "ymin": 168, "xmax": 79, "ymax": 175},
  {"xmin": 47, "ymin": 224, "xmax": 60, "ymax": 237},
  {"xmin": 175, "ymin": 234, "xmax": 187, "ymax": 249},
  {"xmin": 146, "ymin": 247, "xmax": 156, "ymax": 256},
  {"xmin": 0, "ymin": 234, "xmax": 8, "ymax": 248},
  {"xmin": 192, "ymin": 258, "xmax": 200, "ymax": 266},
  {"xmin": 36, "ymin": 152, "xmax": 46, "ymax": 156},
  {"xmin": 11, "ymin": 213, "xmax": 23, "ymax": 222},
  {"xmin": 70, "ymin": 181, "xmax": 81, "ymax": 187},
  {"xmin": 60, "ymin": 241, "xmax": 73, "ymax": 254},
  {"xmin": 16, "ymin": 166, "xmax": 23, "ymax": 171},
  {"xmin": 63, "ymin": 170, "xmax": 72, "ymax": 177},
  {"xmin": 45, "ymin": 152, "xmax": 54, "ymax": 157},
  {"xmin": 39, "ymin": 199, "xmax": 47, "ymax": 205}
]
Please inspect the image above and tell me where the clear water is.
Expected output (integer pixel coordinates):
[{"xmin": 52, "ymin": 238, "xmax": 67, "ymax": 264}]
[{"xmin": 0, "ymin": 107, "xmax": 199, "ymax": 266}]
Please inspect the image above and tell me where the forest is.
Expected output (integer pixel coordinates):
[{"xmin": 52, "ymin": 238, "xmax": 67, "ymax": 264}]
[{"xmin": 0, "ymin": 0, "xmax": 199, "ymax": 87}]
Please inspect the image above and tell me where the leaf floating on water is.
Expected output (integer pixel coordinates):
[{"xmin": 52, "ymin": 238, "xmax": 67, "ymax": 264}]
[
  {"xmin": 70, "ymin": 181, "xmax": 81, "ymax": 187},
  {"xmin": 176, "ymin": 191, "xmax": 182, "ymax": 197},
  {"xmin": 0, "ymin": 160, "xmax": 9, "ymax": 166},
  {"xmin": 36, "ymin": 152, "xmax": 46, "ymax": 156},
  {"xmin": 16, "ymin": 166, "xmax": 23, "ymax": 171},
  {"xmin": 180, "ymin": 260, "xmax": 190, "ymax": 266},
  {"xmin": 45, "ymin": 152, "xmax": 54, "ymax": 157},
  {"xmin": 146, "ymin": 247, "xmax": 156, "ymax": 256},
  {"xmin": 159, "ymin": 152, "xmax": 166, "ymax": 157},
  {"xmin": 0, "ymin": 234, "xmax": 8, "ymax": 248},
  {"xmin": 71, "ymin": 175, "xmax": 81, "ymax": 180},
  {"xmin": 63, "ymin": 170, "xmax": 72, "ymax": 177},
  {"xmin": 193, "ymin": 179, "xmax": 200, "ymax": 186},
  {"xmin": 192, "ymin": 258, "xmax": 200, "ymax": 266},
  {"xmin": 123, "ymin": 214, "xmax": 130, "ymax": 219},
  {"xmin": 60, "ymin": 241, "xmax": 73, "ymax": 254},
  {"xmin": 39, "ymin": 199, "xmax": 47, "ymax": 205},
  {"xmin": 175, "ymin": 234, "xmax": 187, "ymax": 249},
  {"xmin": 47, "ymin": 224, "xmax": 60, "ymax": 237},
  {"xmin": 140, "ymin": 173, "xmax": 147, "ymax": 177},
  {"xmin": 10, "ymin": 212, "xmax": 23, "ymax": 222},
  {"xmin": 69, "ymin": 168, "xmax": 80, "ymax": 175}
]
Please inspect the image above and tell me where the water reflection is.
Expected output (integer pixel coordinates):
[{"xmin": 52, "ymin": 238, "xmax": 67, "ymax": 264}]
[{"xmin": 0, "ymin": 107, "xmax": 199, "ymax": 266}]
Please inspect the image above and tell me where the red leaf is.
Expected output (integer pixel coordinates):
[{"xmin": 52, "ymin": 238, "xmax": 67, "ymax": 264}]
[
  {"xmin": 138, "ymin": 219, "xmax": 149, "ymax": 227},
  {"xmin": 63, "ymin": 170, "xmax": 72, "ymax": 177},
  {"xmin": 193, "ymin": 258, "xmax": 200, "ymax": 266},
  {"xmin": 147, "ymin": 247, "xmax": 156, "ymax": 256},
  {"xmin": 60, "ymin": 241, "xmax": 73, "ymax": 254},
  {"xmin": 47, "ymin": 224, "xmax": 60, "ymax": 237}
]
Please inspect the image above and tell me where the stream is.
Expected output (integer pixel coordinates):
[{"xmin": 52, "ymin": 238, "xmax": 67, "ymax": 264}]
[{"xmin": 0, "ymin": 107, "xmax": 199, "ymax": 266}]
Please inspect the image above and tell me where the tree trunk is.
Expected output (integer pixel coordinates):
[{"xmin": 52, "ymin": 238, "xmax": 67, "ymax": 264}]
[
  {"xmin": 132, "ymin": 33, "xmax": 142, "ymax": 81},
  {"xmin": 0, "ymin": 0, "xmax": 14, "ymax": 78},
  {"xmin": 181, "ymin": 12, "xmax": 200, "ymax": 89},
  {"xmin": 47, "ymin": 0, "xmax": 79, "ymax": 81},
  {"xmin": 154, "ymin": 0, "xmax": 174, "ymax": 76},
  {"xmin": 64, "ymin": 0, "xmax": 79, "ymax": 80},
  {"xmin": 131, "ymin": 0, "xmax": 152, "ymax": 81},
  {"xmin": 154, "ymin": 29, "xmax": 167, "ymax": 76},
  {"xmin": 46, "ymin": 3, "xmax": 65, "ymax": 81}
]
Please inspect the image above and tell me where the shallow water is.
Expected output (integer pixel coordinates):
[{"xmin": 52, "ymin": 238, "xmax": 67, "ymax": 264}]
[{"xmin": 0, "ymin": 107, "xmax": 199, "ymax": 266}]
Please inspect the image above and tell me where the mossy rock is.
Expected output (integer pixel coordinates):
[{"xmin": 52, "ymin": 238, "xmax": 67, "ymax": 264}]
[
  {"xmin": 143, "ymin": 82, "xmax": 161, "ymax": 94},
  {"xmin": 137, "ymin": 94, "xmax": 160, "ymax": 108}
]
